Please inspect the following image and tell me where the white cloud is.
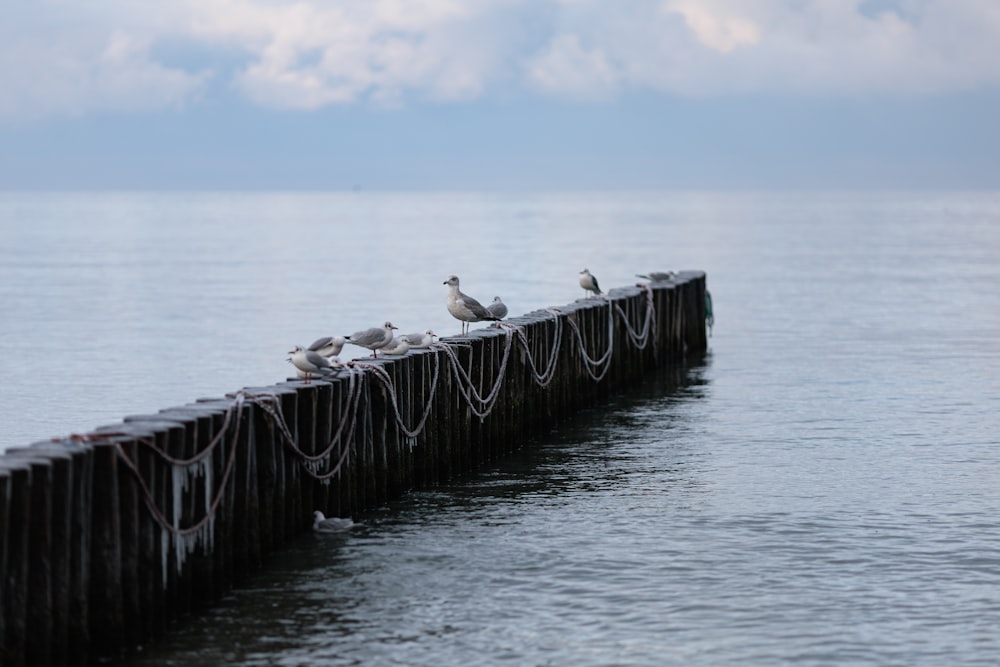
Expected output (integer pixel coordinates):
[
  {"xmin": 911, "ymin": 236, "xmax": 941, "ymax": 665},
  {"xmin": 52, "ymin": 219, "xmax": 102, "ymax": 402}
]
[
  {"xmin": 665, "ymin": 1, "xmax": 761, "ymax": 53},
  {"xmin": 1, "ymin": 0, "xmax": 999, "ymax": 120},
  {"xmin": 188, "ymin": 0, "xmax": 493, "ymax": 109}
]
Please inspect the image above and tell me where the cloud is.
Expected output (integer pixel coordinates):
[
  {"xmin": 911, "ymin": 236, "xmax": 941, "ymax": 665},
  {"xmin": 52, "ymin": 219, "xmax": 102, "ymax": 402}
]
[
  {"xmin": 666, "ymin": 1, "xmax": 761, "ymax": 53},
  {"xmin": 187, "ymin": 0, "xmax": 496, "ymax": 109},
  {"xmin": 1, "ymin": 0, "xmax": 999, "ymax": 120}
]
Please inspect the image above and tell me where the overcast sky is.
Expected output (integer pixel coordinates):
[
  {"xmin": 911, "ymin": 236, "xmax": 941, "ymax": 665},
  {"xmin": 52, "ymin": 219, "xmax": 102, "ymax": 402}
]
[{"xmin": 2, "ymin": 0, "xmax": 998, "ymax": 190}]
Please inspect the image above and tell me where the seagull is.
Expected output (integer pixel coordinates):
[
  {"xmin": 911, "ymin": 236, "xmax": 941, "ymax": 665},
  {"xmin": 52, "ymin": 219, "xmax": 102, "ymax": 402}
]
[
  {"xmin": 402, "ymin": 330, "xmax": 438, "ymax": 348},
  {"xmin": 291, "ymin": 359, "xmax": 341, "ymax": 381},
  {"xmin": 636, "ymin": 271, "xmax": 676, "ymax": 283},
  {"xmin": 308, "ymin": 335, "xmax": 346, "ymax": 358},
  {"xmin": 345, "ymin": 321, "xmax": 398, "ymax": 358},
  {"xmin": 380, "ymin": 335, "xmax": 411, "ymax": 355},
  {"xmin": 579, "ymin": 268, "xmax": 602, "ymax": 298},
  {"xmin": 444, "ymin": 275, "xmax": 500, "ymax": 335},
  {"xmin": 312, "ymin": 510, "xmax": 354, "ymax": 533},
  {"xmin": 288, "ymin": 345, "xmax": 339, "ymax": 382},
  {"xmin": 486, "ymin": 296, "xmax": 508, "ymax": 320}
]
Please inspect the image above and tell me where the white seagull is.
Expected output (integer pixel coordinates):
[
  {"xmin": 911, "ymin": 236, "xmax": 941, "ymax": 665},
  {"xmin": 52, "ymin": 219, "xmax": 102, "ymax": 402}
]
[
  {"xmin": 636, "ymin": 271, "xmax": 676, "ymax": 283},
  {"xmin": 380, "ymin": 335, "xmax": 411, "ymax": 355},
  {"xmin": 579, "ymin": 268, "xmax": 602, "ymax": 298},
  {"xmin": 402, "ymin": 330, "xmax": 438, "ymax": 348},
  {"xmin": 444, "ymin": 275, "xmax": 500, "ymax": 335},
  {"xmin": 288, "ymin": 345, "xmax": 339, "ymax": 382},
  {"xmin": 486, "ymin": 296, "xmax": 508, "ymax": 320},
  {"xmin": 308, "ymin": 335, "xmax": 347, "ymax": 358},
  {"xmin": 312, "ymin": 510, "xmax": 354, "ymax": 533},
  {"xmin": 345, "ymin": 321, "xmax": 398, "ymax": 358}
]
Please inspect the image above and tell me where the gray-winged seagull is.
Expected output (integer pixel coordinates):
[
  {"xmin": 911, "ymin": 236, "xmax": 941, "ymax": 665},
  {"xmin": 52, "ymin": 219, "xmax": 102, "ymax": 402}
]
[
  {"xmin": 345, "ymin": 321, "xmax": 397, "ymax": 358},
  {"xmin": 288, "ymin": 345, "xmax": 338, "ymax": 382},
  {"xmin": 308, "ymin": 335, "xmax": 347, "ymax": 358},
  {"xmin": 444, "ymin": 275, "xmax": 500, "ymax": 335},
  {"xmin": 380, "ymin": 335, "xmax": 411, "ymax": 355},
  {"xmin": 579, "ymin": 268, "xmax": 602, "ymax": 298},
  {"xmin": 402, "ymin": 330, "xmax": 438, "ymax": 348},
  {"xmin": 487, "ymin": 296, "xmax": 508, "ymax": 319},
  {"xmin": 636, "ymin": 271, "xmax": 676, "ymax": 283}
]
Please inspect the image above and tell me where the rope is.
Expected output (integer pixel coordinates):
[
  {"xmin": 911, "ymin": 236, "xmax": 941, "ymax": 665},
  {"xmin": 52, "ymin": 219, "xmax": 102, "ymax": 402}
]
[
  {"xmin": 349, "ymin": 351, "xmax": 441, "ymax": 440},
  {"xmin": 430, "ymin": 325, "xmax": 515, "ymax": 420},
  {"xmin": 562, "ymin": 298, "xmax": 615, "ymax": 382},
  {"xmin": 613, "ymin": 283, "xmax": 656, "ymax": 350},
  {"xmin": 255, "ymin": 367, "xmax": 367, "ymax": 480},
  {"xmin": 515, "ymin": 314, "xmax": 562, "ymax": 387},
  {"xmin": 109, "ymin": 392, "xmax": 247, "ymax": 537}
]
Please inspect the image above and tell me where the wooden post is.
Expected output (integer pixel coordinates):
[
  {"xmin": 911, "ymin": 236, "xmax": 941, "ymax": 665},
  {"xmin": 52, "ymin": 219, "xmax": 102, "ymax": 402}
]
[{"xmin": 1, "ymin": 459, "xmax": 32, "ymax": 667}]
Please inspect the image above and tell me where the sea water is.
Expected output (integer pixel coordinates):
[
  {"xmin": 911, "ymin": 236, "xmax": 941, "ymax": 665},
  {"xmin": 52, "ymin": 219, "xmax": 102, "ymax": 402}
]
[{"xmin": 1, "ymin": 190, "xmax": 999, "ymax": 665}]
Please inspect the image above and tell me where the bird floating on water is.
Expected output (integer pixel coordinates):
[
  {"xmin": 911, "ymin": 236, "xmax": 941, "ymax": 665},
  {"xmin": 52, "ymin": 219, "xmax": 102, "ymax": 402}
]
[
  {"xmin": 579, "ymin": 268, "xmax": 602, "ymax": 298},
  {"xmin": 312, "ymin": 510, "xmax": 354, "ymax": 533},
  {"xmin": 487, "ymin": 296, "xmax": 508, "ymax": 320},
  {"xmin": 444, "ymin": 275, "xmax": 500, "ymax": 335},
  {"xmin": 345, "ymin": 321, "xmax": 397, "ymax": 358}
]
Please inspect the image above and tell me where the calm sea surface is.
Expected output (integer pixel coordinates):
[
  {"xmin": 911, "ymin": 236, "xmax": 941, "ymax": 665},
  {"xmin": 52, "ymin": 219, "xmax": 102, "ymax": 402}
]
[{"xmin": 1, "ymin": 191, "xmax": 999, "ymax": 665}]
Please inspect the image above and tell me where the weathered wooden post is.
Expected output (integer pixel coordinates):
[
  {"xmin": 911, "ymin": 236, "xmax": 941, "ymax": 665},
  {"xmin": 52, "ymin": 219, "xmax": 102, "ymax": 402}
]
[{"xmin": 1, "ymin": 458, "xmax": 32, "ymax": 667}]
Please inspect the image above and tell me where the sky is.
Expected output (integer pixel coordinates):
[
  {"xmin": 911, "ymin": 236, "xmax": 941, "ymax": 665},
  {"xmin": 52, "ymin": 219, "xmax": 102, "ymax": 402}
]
[{"xmin": 1, "ymin": 0, "xmax": 999, "ymax": 190}]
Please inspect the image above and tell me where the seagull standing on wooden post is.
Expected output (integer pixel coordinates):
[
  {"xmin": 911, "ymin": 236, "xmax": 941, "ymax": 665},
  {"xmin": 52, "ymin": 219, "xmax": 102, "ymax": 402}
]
[
  {"xmin": 579, "ymin": 268, "xmax": 602, "ymax": 298},
  {"xmin": 444, "ymin": 275, "xmax": 500, "ymax": 335}
]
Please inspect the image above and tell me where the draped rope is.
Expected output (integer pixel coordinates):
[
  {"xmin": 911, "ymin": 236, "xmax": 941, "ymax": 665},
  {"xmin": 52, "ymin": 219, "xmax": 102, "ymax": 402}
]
[
  {"xmin": 430, "ymin": 324, "xmax": 516, "ymax": 421},
  {"xmin": 349, "ymin": 351, "xmax": 442, "ymax": 440},
  {"xmin": 614, "ymin": 283, "xmax": 656, "ymax": 351},
  {"xmin": 513, "ymin": 314, "xmax": 562, "ymax": 387},
  {"xmin": 74, "ymin": 391, "xmax": 248, "ymax": 538},
  {"xmin": 562, "ymin": 297, "xmax": 616, "ymax": 382}
]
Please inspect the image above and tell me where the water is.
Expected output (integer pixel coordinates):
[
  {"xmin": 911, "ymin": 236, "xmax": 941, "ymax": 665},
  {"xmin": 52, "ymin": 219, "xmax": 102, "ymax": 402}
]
[{"xmin": 2, "ymin": 191, "xmax": 1000, "ymax": 665}]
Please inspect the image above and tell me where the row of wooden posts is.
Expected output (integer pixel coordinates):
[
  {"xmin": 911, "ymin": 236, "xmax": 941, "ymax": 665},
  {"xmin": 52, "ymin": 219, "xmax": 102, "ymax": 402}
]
[{"xmin": 0, "ymin": 271, "xmax": 708, "ymax": 666}]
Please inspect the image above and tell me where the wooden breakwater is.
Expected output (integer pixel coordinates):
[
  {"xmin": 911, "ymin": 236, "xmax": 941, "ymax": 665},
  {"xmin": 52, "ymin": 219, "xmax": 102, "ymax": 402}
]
[{"xmin": 0, "ymin": 271, "xmax": 708, "ymax": 666}]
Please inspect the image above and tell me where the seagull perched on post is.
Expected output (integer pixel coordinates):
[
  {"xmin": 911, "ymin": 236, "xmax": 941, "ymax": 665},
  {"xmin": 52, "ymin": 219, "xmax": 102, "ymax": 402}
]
[
  {"xmin": 380, "ymin": 335, "xmax": 411, "ymax": 355},
  {"xmin": 288, "ymin": 345, "xmax": 339, "ymax": 383},
  {"xmin": 308, "ymin": 335, "xmax": 346, "ymax": 358},
  {"xmin": 487, "ymin": 296, "xmax": 508, "ymax": 320},
  {"xmin": 579, "ymin": 268, "xmax": 602, "ymax": 298},
  {"xmin": 402, "ymin": 330, "xmax": 438, "ymax": 348},
  {"xmin": 444, "ymin": 275, "xmax": 500, "ymax": 335},
  {"xmin": 636, "ymin": 271, "xmax": 676, "ymax": 283},
  {"xmin": 345, "ymin": 321, "xmax": 397, "ymax": 358}
]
